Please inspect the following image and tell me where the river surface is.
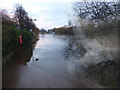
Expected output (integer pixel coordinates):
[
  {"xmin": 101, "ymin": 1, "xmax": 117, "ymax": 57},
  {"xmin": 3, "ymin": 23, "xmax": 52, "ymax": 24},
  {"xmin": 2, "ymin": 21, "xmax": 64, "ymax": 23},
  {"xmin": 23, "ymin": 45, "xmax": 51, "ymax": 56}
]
[
  {"xmin": 3, "ymin": 34, "xmax": 105, "ymax": 88},
  {"xmin": 3, "ymin": 34, "xmax": 87, "ymax": 88}
]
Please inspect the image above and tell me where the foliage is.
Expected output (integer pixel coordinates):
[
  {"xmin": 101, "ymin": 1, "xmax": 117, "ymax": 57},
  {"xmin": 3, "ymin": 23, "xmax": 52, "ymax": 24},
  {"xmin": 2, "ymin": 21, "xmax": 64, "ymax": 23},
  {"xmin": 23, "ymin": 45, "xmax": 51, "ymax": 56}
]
[
  {"xmin": 33, "ymin": 27, "xmax": 40, "ymax": 41},
  {"xmin": 80, "ymin": 19, "xmax": 118, "ymax": 39},
  {"xmin": 53, "ymin": 26, "xmax": 74, "ymax": 35},
  {"xmin": 71, "ymin": 1, "xmax": 119, "ymax": 88},
  {"xmin": 20, "ymin": 29, "xmax": 33, "ymax": 46},
  {"xmin": 1, "ymin": 6, "xmax": 39, "ymax": 57},
  {"xmin": 73, "ymin": 1, "xmax": 120, "ymax": 22},
  {"xmin": 73, "ymin": 1, "xmax": 119, "ymax": 38},
  {"xmin": 0, "ymin": 9, "xmax": 18, "ymax": 26},
  {"xmin": 2, "ymin": 22, "xmax": 33, "ymax": 57},
  {"xmin": 2, "ymin": 24, "xmax": 19, "ymax": 56},
  {"xmin": 15, "ymin": 4, "xmax": 35, "ymax": 31}
]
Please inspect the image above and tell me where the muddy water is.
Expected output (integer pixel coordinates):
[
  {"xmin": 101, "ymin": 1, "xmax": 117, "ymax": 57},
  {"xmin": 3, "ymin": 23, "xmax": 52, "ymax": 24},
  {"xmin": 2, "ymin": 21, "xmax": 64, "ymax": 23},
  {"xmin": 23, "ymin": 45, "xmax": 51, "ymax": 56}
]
[{"xmin": 3, "ymin": 34, "xmax": 86, "ymax": 88}]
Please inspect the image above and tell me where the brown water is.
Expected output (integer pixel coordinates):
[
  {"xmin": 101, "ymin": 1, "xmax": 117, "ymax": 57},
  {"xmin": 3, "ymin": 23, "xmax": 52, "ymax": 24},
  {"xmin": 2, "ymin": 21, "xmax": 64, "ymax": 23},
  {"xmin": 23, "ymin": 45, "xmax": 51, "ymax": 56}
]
[{"xmin": 3, "ymin": 34, "xmax": 86, "ymax": 88}]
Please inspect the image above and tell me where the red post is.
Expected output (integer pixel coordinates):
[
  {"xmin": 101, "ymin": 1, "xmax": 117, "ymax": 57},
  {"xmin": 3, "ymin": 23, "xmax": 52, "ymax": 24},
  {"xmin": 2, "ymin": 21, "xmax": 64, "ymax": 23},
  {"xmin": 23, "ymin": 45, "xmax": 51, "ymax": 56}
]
[
  {"xmin": 19, "ymin": 35, "xmax": 22, "ymax": 63},
  {"xmin": 19, "ymin": 35, "xmax": 22, "ymax": 45}
]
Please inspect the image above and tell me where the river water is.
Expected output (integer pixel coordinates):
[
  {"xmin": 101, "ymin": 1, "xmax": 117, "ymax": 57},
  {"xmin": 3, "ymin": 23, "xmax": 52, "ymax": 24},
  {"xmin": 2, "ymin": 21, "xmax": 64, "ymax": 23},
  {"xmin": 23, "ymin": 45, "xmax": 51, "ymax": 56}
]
[
  {"xmin": 3, "ymin": 34, "xmax": 105, "ymax": 88},
  {"xmin": 3, "ymin": 34, "xmax": 85, "ymax": 88}
]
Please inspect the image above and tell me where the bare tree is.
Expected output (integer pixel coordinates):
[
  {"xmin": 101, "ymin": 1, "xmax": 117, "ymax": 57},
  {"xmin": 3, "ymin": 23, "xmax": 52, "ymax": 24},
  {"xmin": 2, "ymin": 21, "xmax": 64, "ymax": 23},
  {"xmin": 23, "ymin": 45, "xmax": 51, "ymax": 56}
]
[{"xmin": 73, "ymin": 1, "xmax": 120, "ymax": 22}]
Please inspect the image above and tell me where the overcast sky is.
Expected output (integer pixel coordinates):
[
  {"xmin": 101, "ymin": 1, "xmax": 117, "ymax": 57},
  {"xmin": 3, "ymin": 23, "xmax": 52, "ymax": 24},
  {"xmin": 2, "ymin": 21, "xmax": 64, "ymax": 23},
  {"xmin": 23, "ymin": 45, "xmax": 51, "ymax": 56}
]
[
  {"xmin": 0, "ymin": 0, "xmax": 115, "ymax": 30},
  {"xmin": 0, "ymin": 0, "xmax": 80, "ymax": 30}
]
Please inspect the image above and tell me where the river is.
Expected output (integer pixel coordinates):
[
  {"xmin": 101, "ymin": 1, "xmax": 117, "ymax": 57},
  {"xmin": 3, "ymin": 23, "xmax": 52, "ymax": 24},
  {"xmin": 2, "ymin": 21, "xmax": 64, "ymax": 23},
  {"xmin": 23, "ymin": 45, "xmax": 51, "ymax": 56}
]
[
  {"xmin": 3, "ymin": 34, "xmax": 86, "ymax": 88},
  {"xmin": 3, "ymin": 34, "xmax": 105, "ymax": 88}
]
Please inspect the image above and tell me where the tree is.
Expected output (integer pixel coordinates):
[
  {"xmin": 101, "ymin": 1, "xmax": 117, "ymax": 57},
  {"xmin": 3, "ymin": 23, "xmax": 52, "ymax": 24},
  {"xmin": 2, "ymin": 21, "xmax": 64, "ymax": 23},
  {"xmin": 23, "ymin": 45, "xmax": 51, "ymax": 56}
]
[
  {"xmin": 1, "ymin": 9, "xmax": 11, "ymax": 22},
  {"xmin": 15, "ymin": 4, "xmax": 35, "ymax": 31},
  {"xmin": 73, "ymin": 1, "xmax": 120, "ymax": 22},
  {"xmin": 24, "ymin": 17, "xmax": 35, "ymax": 31},
  {"xmin": 15, "ymin": 4, "xmax": 27, "ymax": 29}
]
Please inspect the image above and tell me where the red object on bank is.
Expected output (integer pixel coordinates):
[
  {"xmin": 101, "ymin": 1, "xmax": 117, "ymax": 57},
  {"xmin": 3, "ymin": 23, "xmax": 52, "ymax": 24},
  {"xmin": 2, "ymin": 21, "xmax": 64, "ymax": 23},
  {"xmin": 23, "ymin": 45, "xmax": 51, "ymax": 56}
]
[{"xmin": 19, "ymin": 35, "xmax": 22, "ymax": 45}]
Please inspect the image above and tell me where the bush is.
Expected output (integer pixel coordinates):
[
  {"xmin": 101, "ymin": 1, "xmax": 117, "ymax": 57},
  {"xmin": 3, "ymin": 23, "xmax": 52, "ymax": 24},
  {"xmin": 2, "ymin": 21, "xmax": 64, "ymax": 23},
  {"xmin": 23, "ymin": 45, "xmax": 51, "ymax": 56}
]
[
  {"xmin": 2, "ymin": 25, "xmax": 20, "ymax": 56},
  {"xmin": 2, "ymin": 23, "xmax": 33, "ymax": 57},
  {"xmin": 20, "ymin": 30, "xmax": 33, "ymax": 46}
]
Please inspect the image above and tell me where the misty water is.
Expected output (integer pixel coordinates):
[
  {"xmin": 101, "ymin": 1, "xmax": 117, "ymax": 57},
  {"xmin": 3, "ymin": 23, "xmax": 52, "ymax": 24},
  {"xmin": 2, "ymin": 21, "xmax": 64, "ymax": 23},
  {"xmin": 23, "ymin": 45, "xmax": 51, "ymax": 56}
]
[{"xmin": 3, "ymin": 34, "xmax": 104, "ymax": 88}]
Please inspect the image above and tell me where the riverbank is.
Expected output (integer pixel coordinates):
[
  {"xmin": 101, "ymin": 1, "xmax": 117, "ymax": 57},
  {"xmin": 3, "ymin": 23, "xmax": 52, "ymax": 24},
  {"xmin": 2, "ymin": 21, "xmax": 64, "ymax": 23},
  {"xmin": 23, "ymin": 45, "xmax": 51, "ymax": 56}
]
[
  {"xmin": 2, "ymin": 21, "xmax": 40, "ymax": 64},
  {"xmin": 3, "ymin": 44, "xmax": 34, "ymax": 64},
  {"xmin": 63, "ymin": 27, "xmax": 118, "ymax": 88}
]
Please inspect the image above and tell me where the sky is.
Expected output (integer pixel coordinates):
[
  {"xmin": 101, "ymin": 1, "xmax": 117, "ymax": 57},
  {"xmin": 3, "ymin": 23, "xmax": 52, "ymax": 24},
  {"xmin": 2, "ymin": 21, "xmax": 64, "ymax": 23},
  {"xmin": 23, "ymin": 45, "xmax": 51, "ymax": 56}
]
[
  {"xmin": 0, "ymin": 0, "xmax": 115, "ymax": 30},
  {"xmin": 0, "ymin": 0, "xmax": 80, "ymax": 30}
]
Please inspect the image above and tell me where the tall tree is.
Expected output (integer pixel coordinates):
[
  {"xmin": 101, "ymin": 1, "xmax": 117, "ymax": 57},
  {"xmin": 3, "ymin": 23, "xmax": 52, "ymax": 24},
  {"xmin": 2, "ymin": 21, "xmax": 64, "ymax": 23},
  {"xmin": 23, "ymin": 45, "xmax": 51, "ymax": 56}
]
[
  {"xmin": 15, "ymin": 4, "xmax": 28, "ymax": 30},
  {"xmin": 15, "ymin": 4, "xmax": 35, "ymax": 31}
]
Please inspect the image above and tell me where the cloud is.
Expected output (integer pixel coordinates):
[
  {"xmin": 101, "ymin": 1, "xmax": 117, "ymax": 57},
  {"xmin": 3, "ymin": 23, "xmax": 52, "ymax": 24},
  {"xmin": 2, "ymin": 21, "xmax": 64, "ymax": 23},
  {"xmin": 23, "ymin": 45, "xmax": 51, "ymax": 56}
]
[{"xmin": 0, "ymin": 0, "xmax": 76, "ymax": 29}]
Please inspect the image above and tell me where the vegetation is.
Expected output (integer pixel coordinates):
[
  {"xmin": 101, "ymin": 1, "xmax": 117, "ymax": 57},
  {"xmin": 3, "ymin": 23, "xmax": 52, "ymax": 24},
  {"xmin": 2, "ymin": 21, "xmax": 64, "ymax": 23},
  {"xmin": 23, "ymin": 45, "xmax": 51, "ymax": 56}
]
[
  {"xmin": 63, "ymin": 1, "xmax": 120, "ymax": 88},
  {"xmin": 52, "ymin": 26, "xmax": 74, "ymax": 35},
  {"xmin": 15, "ymin": 4, "xmax": 35, "ymax": 31},
  {"xmin": 73, "ymin": 1, "xmax": 119, "ymax": 38},
  {"xmin": 1, "ymin": 4, "xmax": 39, "ymax": 61}
]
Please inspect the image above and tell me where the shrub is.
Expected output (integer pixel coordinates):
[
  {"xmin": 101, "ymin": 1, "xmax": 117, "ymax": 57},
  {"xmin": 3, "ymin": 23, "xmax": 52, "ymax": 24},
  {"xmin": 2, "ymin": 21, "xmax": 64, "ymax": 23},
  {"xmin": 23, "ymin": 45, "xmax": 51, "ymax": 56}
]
[{"xmin": 2, "ymin": 24, "xmax": 33, "ymax": 57}]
